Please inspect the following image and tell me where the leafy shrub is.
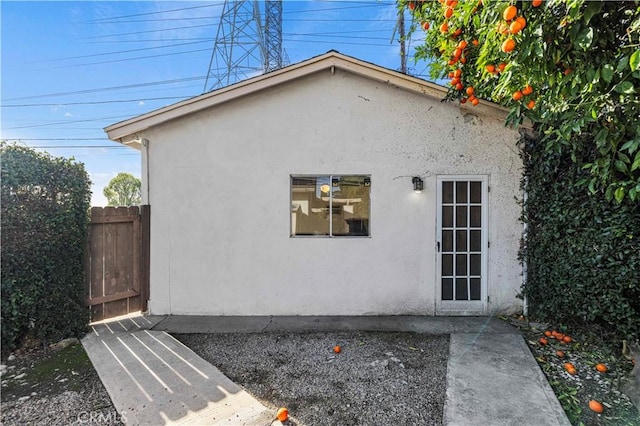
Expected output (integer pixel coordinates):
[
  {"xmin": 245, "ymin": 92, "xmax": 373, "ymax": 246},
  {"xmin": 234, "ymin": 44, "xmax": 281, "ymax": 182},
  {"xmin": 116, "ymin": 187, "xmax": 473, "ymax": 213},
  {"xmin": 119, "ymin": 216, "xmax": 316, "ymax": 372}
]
[
  {"xmin": 521, "ymin": 136, "xmax": 640, "ymax": 341},
  {"xmin": 1, "ymin": 143, "xmax": 91, "ymax": 355}
]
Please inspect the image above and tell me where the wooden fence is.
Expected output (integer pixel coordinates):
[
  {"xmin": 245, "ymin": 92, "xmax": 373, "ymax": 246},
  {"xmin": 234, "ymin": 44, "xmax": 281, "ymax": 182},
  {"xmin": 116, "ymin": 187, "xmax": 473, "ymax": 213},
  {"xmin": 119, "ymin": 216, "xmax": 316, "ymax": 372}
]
[{"xmin": 85, "ymin": 205, "xmax": 150, "ymax": 322}]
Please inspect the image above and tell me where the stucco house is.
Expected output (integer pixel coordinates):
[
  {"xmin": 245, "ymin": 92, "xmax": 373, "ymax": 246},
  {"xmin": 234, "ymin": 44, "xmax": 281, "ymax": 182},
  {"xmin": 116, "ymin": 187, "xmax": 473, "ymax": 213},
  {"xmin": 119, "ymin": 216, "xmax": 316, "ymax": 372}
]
[{"xmin": 104, "ymin": 51, "xmax": 526, "ymax": 317}]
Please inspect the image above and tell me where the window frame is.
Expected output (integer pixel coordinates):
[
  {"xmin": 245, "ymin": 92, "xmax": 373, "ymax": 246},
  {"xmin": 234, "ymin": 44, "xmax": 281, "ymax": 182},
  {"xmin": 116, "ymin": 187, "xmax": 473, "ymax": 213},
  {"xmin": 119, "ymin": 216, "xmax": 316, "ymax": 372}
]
[{"xmin": 290, "ymin": 174, "xmax": 371, "ymax": 238}]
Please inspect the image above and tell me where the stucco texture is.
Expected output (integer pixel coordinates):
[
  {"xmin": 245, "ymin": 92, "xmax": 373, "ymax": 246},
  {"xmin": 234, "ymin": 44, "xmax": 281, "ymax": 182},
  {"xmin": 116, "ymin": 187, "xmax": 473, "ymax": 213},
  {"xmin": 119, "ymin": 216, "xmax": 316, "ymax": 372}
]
[{"xmin": 141, "ymin": 68, "xmax": 523, "ymax": 316}]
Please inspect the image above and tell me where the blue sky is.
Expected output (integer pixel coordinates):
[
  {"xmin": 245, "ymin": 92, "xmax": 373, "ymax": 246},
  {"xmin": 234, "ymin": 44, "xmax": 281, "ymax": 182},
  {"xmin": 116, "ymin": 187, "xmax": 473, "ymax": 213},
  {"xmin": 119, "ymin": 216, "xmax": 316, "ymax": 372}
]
[{"xmin": 1, "ymin": 1, "xmax": 426, "ymax": 205}]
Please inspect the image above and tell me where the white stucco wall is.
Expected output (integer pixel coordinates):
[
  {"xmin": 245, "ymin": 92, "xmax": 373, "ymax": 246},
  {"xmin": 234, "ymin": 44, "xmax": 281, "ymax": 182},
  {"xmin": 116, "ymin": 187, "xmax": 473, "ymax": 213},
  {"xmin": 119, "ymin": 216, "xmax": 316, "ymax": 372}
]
[{"xmin": 141, "ymin": 68, "xmax": 524, "ymax": 316}]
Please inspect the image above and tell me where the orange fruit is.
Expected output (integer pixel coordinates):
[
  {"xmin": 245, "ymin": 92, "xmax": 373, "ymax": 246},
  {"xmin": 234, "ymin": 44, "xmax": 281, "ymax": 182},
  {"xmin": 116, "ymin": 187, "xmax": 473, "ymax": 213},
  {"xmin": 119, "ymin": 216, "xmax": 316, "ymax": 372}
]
[
  {"xmin": 556, "ymin": 350, "xmax": 565, "ymax": 358},
  {"xmin": 567, "ymin": 367, "xmax": 577, "ymax": 375},
  {"xmin": 595, "ymin": 363, "xmax": 608, "ymax": 373},
  {"xmin": 472, "ymin": 39, "xmax": 479, "ymax": 46},
  {"xmin": 277, "ymin": 407, "xmax": 289, "ymax": 421},
  {"xmin": 448, "ymin": 71, "xmax": 454, "ymax": 78},
  {"xmin": 589, "ymin": 400, "xmax": 604, "ymax": 414},
  {"xmin": 509, "ymin": 20, "xmax": 523, "ymax": 34},
  {"xmin": 501, "ymin": 38, "xmax": 516, "ymax": 53},
  {"xmin": 503, "ymin": 5, "xmax": 517, "ymax": 21},
  {"xmin": 485, "ymin": 64, "xmax": 495, "ymax": 73},
  {"xmin": 408, "ymin": 1, "xmax": 416, "ymax": 11},
  {"xmin": 539, "ymin": 337, "xmax": 548, "ymax": 345},
  {"xmin": 444, "ymin": 7, "xmax": 453, "ymax": 18},
  {"xmin": 498, "ymin": 63, "xmax": 507, "ymax": 71},
  {"xmin": 471, "ymin": 98, "xmax": 479, "ymax": 106},
  {"xmin": 422, "ymin": 21, "xmax": 430, "ymax": 30},
  {"xmin": 458, "ymin": 40, "xmax": 468, "ymax": 49},
  {"xmin": 455, "ymin": 82, "xmax": 464, "ymax": 90},
  {"xmin": 544, "ymin": 330, "xmax": 552, "ymax": 337},
  {"xmin": 526, "ymin": 100, "xmax": 535, "ymax": 109},
  {"xmin": 512, "ymin": 91, "xmax": 523, "ymax": 101},
  {"xmin": 497, "ymin": 22, "xmax": 510, "ymax": 35},
  {"xmin": 562, "ymin": 336, "xmax": 572, "ymax": 343},
  {"xmin": 453, "ymin": 69, "xmax": 462, "ymax": 78},
  {"xmin": 564, "ymin": 68, "xmax": 573, "ymax": 76},
  {"xmin": 516, "ymin": 16, "xmax": 526, "ymax": 29},
  {"xmin": 440, "ymin": 21, "xmax": 449, "ymax": 33},
  {"xmin": 522, "ymin": 84, "xmax": 533, "ymax": 95},
  {"xmin": 453, "ymin": 48, "xmax": 462, "ymax": 58},
  {"xmin": 532, "ymin": 0, "xmax": 543, "ymax": 7},
  {"xmin": 460, "ymin": 57, "xmax": 467, "ymax": 64},
  {"xmin": 460, "ymin": 97, "xmax": 467, "ymax": 104},
  {"xmin": 564, "ymin": 362, "xmax": 575, "ymax": 371},
  {"xmin": 466, "ymin": 86, "xmax": 475, "ymax": 96},
  {"xmin": 453, "ymin": 28, "xmax": 462, "ymax": 37},
  {"xmin": 333, "ymin": 345, "xmax": 341, "ymax": 353}
]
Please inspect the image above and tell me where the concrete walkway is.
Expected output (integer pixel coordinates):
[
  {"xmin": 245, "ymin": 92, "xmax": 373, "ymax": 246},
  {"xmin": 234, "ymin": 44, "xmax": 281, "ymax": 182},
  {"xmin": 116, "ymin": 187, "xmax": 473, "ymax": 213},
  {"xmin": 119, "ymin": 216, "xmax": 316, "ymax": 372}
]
[{"xmin": 83, "ymin": 315, "xmax": 570, "ymax": 426}]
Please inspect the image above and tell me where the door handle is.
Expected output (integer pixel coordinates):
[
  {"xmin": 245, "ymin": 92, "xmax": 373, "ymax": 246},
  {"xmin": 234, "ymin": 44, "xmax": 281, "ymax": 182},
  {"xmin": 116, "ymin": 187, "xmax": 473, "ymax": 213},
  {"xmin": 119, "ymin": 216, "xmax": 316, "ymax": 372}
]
[{"xmin": 437, "ymin": 241, "xmax": 440, "ymax": 252}]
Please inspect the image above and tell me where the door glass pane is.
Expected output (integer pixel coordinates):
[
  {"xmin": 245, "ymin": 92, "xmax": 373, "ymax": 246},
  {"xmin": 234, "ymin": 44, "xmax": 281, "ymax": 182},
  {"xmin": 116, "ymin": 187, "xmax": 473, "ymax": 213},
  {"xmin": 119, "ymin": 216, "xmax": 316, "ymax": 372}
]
[
  {"xmin": 455, "ymin": 254, "xmax": 467, "ymax": 275},
  {"xmin": 456, "ymin": 206, "xmax": 467, "ymax": 227},
  {"xmin": 456, "ymin": 181, "xmax": 467, "ymax": 203},
  {"xmin": 442, "ymin": 230, "xmax": 453, "ymax": 252},
  {"xmin": 470, "ymin": 278, "xmax": 481, "ymax": 300},
  {"xmin": 470, "ymin": 230, "xmax": 482, "ymax": 252},
  {"xmin": 470, "ymin": 206, "xmax": 482, "ymax": 228},
  {"xmin": 442, "ymin": 278, "xmax": 453, "ymax": 300},
  {"xmin": 291, "ymin": 176, "xmax": 329, "ymax": 236},
  {"xmin": 455, "ymin": 278, "xmax": 468, "ymax": 300},
  {"xmin": 442, "ymin": 182, "xmax": 453, "ymax": 203},
  {"xmin": 442, "ymin": 254, "xmax": 453, "ymax": 276},
  {"xmin": 470, "ymin": 254, "xmax": 481, "ymax": 275},
  {"xmin": 470, "ymin": 181, "xmax": 482, "ymax": 203},
  {"xmin": 442, "ymin": 206, "xmax": 453, "ymax": 227},
  {"xmin": 331, "ymin": 176, "xmax": 371, "ymax": 236},
  {"xmin": 456, "ymin": 230, "xmax": 467, "ymax": 251}
]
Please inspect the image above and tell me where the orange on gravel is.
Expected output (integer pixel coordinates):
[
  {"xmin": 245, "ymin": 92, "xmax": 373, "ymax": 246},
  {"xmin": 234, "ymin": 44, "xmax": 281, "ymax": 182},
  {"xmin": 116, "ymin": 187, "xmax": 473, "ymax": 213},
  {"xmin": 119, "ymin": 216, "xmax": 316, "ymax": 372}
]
[
  {"xmin": 539, "ymin": 337, "xmax": 548, "ymax": 345},
  {"xmin": 567, "ymin": 367, "xmax": 577, "ymax": 375},
  {"xmin": 512, "ymin": 91, "xmax": 523, "ymax": 101},
  {"xmin": 564, "ymin": 362, "xmax": 575, "ymax": 370},
  {"xmin": 333, "ymin": 345, "xmax": 341, "ymax": 353},
  {"xmin": 503, "ymin": 5, "xmax": 517, "ymax": 21},
  {"xmin": 501, "ymin": 38, "xmax": 516, "ymax": 53},
  {"xmin": 277, "ymin": 407, "xmax": 289, "ymax": 422},
  {"xmin": 595, "ymin": 363, "xmax": 608, "ymax": 373},
  {"xmin": 589, "ymin": 400, "xmax": 604, "ymax": 414}
]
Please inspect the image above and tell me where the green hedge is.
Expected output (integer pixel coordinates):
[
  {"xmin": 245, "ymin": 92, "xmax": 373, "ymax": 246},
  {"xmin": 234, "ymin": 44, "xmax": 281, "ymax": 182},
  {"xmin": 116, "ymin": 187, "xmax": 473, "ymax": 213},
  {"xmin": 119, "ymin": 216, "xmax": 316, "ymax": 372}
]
[
  {"xmin": 1, "ymin": 143, "xmax": 91, "ymax": 354},
  {"xmin": 521, "ymin": 137, "xmax": 640, "ymax": 341}
]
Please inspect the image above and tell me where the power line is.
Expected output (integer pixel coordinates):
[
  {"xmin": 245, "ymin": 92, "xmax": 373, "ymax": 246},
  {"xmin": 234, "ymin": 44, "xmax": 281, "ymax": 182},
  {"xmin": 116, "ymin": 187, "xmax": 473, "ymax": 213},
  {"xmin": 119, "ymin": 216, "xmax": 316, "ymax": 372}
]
[
  {"xmin": 85, "ymin": 3, "xmax": 224, "ymax": 23},
  {"xmin": 4, "ymin": 76, "xmax": 206, "ymax": 101},
  {"xmin": 1, "ymin": 96, "xmax": 191, "ymax": 108}
]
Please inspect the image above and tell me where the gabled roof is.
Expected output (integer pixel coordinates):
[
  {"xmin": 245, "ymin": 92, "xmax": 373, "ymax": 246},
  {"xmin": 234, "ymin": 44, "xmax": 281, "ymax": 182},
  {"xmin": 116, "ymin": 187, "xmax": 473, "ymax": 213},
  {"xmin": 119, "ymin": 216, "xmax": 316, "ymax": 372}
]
[{"xmin": 104, "ymin": 51, "xmax": 515, "ymax": 149}]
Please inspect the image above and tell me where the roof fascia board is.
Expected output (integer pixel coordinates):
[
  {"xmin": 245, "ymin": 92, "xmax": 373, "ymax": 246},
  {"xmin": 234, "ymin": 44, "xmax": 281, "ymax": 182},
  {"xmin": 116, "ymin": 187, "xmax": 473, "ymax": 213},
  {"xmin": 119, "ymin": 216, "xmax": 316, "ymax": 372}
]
[{"xmin": 105, "ymin": 52, "xmax": 521, "ymax": 142}]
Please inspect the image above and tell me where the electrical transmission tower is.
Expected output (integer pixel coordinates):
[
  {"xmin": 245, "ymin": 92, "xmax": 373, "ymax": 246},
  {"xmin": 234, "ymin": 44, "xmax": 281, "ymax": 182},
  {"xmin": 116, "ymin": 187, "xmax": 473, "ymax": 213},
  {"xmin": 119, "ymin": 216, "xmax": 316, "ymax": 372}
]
[{"xmin": 203, "ymin": 0, "xmax": 287, "ymax": 92}]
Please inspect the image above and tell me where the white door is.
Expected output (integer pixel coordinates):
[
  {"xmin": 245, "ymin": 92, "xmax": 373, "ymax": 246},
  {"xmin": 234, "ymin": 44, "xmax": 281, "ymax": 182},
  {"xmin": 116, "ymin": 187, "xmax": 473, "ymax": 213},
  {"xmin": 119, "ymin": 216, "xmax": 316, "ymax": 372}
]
[{"xmin": 436, "ymin": 176, "xmax": 488, "ymax": 315}]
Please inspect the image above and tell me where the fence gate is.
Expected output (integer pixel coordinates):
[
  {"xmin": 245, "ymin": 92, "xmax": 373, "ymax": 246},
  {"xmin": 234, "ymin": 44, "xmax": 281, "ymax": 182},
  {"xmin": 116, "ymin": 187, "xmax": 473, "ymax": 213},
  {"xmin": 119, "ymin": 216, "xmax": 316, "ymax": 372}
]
[{"xmin": 85, "ymin": 206, "xmax": 150, "ymax": 322}]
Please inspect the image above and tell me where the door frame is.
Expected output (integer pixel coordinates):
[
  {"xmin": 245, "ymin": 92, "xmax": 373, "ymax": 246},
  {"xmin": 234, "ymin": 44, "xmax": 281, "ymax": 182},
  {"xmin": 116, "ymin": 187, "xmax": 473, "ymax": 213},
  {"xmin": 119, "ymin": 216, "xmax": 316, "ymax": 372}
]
[{"xmin": 435, "ymin": 175, "xmax": 489, "ymax": 315}]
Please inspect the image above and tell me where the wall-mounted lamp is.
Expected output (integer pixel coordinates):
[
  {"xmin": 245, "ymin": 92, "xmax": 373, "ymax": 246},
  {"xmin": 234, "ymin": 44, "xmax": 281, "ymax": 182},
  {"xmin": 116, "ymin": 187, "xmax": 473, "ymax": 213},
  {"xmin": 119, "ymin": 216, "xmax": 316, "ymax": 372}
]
[{"xmin": 412, "ymin": 177, "xmax": 424, "ymax": 193}]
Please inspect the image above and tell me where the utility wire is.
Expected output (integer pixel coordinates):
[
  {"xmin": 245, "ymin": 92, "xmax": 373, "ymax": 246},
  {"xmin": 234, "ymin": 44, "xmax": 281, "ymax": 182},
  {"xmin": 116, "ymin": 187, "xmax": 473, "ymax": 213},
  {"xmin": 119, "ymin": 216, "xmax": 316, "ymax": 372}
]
[{"xmin": 2, "ymin": 96, "xmax": 191, "ymax": 108}]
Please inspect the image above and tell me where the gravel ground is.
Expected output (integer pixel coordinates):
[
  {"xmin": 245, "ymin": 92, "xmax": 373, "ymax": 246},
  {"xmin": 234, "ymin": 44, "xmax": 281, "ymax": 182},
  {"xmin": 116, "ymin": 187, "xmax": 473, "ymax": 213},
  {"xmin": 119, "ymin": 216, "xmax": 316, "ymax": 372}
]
[{"xmin": 176, "ymin": 331, "xmax": 450, "ymax": 426}]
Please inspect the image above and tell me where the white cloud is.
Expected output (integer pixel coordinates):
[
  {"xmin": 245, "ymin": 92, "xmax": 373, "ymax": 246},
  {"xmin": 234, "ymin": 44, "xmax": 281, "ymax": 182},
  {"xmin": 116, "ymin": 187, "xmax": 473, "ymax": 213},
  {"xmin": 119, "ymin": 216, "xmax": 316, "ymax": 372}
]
[{"xmin": 64, "ymin": 112, "xmax": 73, "ymax": 117}]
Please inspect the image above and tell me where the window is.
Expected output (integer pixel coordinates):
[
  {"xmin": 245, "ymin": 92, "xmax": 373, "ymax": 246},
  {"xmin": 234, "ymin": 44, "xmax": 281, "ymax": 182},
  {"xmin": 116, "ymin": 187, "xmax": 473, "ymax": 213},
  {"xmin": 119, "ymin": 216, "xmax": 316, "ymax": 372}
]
[{"xmin": 291, "ymin": 175, "xmax": 371, "ymax": 237}]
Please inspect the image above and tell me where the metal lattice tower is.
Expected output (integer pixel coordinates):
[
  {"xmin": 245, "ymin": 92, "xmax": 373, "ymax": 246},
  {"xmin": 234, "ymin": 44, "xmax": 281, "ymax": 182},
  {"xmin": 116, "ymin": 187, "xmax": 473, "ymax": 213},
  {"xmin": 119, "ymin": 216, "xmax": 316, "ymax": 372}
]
[{"xmin": 203, "ymin": 0, "xmax": 287, "ymax": 92}]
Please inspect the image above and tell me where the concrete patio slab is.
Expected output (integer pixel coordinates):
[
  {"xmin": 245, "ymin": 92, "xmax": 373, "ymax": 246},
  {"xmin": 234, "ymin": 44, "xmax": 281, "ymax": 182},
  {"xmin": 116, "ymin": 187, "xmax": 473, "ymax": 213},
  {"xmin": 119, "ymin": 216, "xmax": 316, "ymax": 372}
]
[{"xmin": 82, "ymin": 315, "xmax": 277, "ymax": 425}]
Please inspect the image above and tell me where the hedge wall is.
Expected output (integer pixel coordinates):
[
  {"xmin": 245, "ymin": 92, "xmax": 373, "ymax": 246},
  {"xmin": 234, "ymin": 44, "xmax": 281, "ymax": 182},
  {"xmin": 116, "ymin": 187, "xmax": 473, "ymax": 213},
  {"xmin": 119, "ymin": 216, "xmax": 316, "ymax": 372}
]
[
  {"xmin": 1, "ymin": 143, "xmax": 91, "ymax": 354},
  {"xmin": 521, "ymin": 137, "xmax": 640, "ymax": 341}
]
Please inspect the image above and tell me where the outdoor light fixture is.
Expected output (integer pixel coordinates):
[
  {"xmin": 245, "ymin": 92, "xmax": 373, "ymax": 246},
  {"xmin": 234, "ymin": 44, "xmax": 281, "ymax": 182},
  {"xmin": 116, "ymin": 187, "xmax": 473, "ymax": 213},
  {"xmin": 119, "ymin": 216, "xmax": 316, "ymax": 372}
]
[{"xmin": 412, "ymin": 177, "xmax": 424, "ymax": 193}]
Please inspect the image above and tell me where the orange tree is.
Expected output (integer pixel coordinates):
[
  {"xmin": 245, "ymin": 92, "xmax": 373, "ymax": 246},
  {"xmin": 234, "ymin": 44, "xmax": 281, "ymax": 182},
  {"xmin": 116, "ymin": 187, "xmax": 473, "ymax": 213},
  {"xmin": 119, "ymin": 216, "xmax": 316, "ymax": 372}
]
[{"xmin": 402, "ymin": 0, "xmax": 640, "ymax": 202}]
